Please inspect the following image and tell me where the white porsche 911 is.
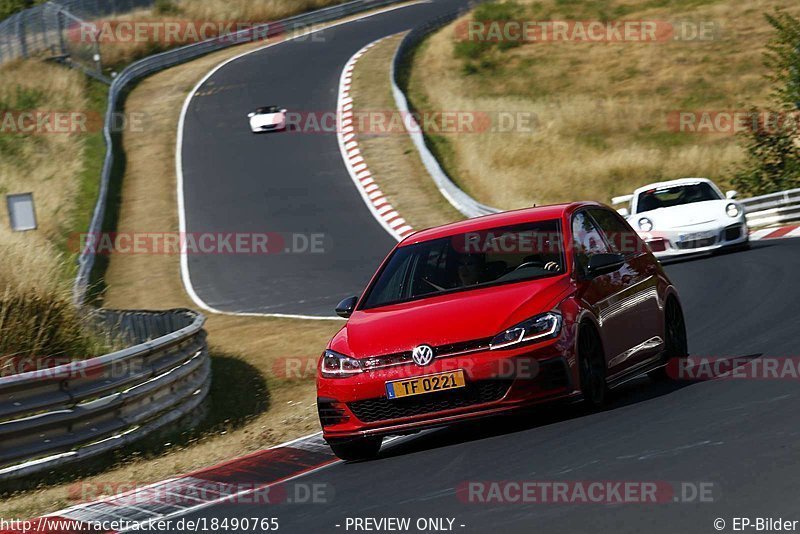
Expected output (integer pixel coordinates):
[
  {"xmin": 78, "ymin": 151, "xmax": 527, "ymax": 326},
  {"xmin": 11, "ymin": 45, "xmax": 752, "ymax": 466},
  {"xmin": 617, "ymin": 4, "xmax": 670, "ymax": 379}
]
[
  {"xmin": 613, "ymin": 178, "xmax": 749, "ymax": 259},
  {"xmin": 248, "ymin": 106, "xmax": 287, "ymax": 133}
]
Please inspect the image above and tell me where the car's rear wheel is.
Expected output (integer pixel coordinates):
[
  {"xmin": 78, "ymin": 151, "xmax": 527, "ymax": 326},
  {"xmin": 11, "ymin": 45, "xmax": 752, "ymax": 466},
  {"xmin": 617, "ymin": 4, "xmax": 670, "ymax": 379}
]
[
  {"xmin": 579, "ymin": 324, "xmax": 607, "ymax": 408},
  {"xmin": 649, "ymin": 297, "xmax": 689, "ymax": 381},
  {"xmin": 328, "ymin": 437, "xmax": 382, "ymax": 462}
]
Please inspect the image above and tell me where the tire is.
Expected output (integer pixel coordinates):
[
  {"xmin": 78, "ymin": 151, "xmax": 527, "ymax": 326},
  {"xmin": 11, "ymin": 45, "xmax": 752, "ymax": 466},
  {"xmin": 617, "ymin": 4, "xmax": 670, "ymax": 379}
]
[
  {"xmin": 649, "ymin": 297, "xmax": 689, "ymax": 381},
  {"xmin": 328, "ymin": 437, "xmax": 382, "ymax": 462},
  {"xmin": 579, "ymin": 324, "xmax": 607, "ymax": 408}
]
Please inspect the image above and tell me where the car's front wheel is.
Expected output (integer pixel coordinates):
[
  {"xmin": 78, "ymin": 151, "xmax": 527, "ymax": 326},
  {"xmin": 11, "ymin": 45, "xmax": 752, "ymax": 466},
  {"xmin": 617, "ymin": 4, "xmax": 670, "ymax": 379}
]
[
  {"xmin": 579, "ymin": 324, "xmax": 607, "ymax": 408},
  {"xmin": 328, "ymin": 437, "xmax": 382, "ymax": 462}
]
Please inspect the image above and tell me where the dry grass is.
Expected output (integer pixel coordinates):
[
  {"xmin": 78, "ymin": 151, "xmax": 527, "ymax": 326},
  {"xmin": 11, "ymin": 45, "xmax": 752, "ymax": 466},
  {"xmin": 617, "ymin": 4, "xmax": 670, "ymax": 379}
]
[
  {"xmin": 0, "ymin": 6, "xmax": 415, "ymax": 517},
  {"xmin": 89, "ymin": 0, "xmax": 348, "ymax": 70},
  {"xmin": 172, "ymin": 0, "xmax": 347, "ymax": 21},
  {"xmin": 0, "ymin": 235, "xmax": 111, "ymax": 372},
  {"xmin": 0, "ymin": 61, "xmax": 88, "ymax": 244},
  {"xmin": 350, "ymin": 34, "xmax": 464, "ymax": 231},
  {"xmin": 0, "ymin": 61, "xmax": 111, "ymax": 369},
  {"xmin": 407, "ymin": 0, "xmax": 800, "ymax": 209}
]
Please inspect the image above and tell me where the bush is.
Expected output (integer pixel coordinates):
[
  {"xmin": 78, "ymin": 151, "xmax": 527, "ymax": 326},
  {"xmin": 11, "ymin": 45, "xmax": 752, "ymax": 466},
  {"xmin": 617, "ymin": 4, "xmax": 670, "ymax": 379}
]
[
  {"xmin": 0, "ymin": 239, "xmax": 111, "ymax": 376},
  {"xmin": 454, "ymin": 1, "xmax": 525, "ymax": 75},
  {"xmin": 154, "ymin": 0, "xmax": 182, "ymax": 16},
  {"xmin": 0, "ymin": 0, "xmax": 45, "ymax": 20},
  {"xmin": 732, "ymin": 10, "xmax": 800, "ymax": 195},
  {"xmin": 473, "ymin": 0, "xmax": 523, "ymax": 22}
]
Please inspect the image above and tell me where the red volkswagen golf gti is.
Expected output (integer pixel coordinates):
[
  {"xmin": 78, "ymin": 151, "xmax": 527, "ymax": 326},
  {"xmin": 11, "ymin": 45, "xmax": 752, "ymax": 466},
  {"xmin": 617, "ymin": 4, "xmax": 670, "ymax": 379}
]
[{"xmin": 317, "ymin": 202, "xmax": 688, "ymax": 461}]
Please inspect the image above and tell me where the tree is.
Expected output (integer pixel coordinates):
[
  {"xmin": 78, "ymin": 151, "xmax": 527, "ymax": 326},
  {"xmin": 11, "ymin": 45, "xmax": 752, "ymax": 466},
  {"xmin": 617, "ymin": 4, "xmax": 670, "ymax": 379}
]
[{"xmin": 732, "ymin": 10, "xmax": 800, "ymax": 196}]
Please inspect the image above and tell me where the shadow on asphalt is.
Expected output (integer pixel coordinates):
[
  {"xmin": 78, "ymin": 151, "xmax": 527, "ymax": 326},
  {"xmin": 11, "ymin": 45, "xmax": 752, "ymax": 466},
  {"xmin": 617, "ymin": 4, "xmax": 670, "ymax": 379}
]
[
  {"xmin": 375, "ymin": 351, "xmax": 763, "ymax": 462},
  {"xmin": 659, "ymin": 239, "xmax": 774, "ymax": 267},
  {"xmin": 377, "ymin": 373, "xmax": 700, "ymax": 461}
]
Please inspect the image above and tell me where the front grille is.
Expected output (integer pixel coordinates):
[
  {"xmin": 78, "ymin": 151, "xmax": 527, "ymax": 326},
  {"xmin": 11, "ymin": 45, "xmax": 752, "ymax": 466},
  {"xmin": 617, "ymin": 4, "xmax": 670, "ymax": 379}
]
[
  {"xmin": 675, "ymin": 236, "xmax": 717, "ymax": 250},
  {"xmin": 361, "ymin": 337, "xmax": 493, "ymax": 371},
  {"xmin": 723, "ymin": 224, "xmax": 743, "ymax": 241},
  {"xmin": 348, "ymin": 380, "xmax": 512, "ymax": 423}
]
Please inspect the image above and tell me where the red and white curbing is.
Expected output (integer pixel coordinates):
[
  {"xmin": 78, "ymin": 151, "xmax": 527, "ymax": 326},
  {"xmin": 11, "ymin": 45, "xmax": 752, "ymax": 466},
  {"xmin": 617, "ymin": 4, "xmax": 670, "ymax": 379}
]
[
  {"xmin": 750, "ymin": 224, "xmax": 800, "ymax": 241},
  {"xmin": 0, "ymin": 433, "xmax": 338, "ymax": 534},
  {"xmin": 337, "ymin": 38, "xmax": 415, "ymax": 242}
]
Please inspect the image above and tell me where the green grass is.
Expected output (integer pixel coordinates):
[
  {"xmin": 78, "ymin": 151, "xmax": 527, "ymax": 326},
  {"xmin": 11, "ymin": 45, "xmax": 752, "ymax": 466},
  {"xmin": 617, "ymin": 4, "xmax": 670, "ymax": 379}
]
[{"xmin": 58, "ymin": 78, "xmax": 108, "ymax": 278}]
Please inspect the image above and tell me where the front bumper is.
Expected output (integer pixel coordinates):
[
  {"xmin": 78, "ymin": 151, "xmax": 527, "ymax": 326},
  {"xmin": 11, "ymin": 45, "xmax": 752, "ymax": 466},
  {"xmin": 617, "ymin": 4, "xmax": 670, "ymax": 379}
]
[
  {"xmin": 639, "ymin": 220, "xmax": 748, "ymax": 259},
  {"xmin": 317, "ymin": 337, "xmax": 578, "ymax": 441},
  {"xmin": 251, "ymin": 123, "xmax": 286, "ymax": 133}
]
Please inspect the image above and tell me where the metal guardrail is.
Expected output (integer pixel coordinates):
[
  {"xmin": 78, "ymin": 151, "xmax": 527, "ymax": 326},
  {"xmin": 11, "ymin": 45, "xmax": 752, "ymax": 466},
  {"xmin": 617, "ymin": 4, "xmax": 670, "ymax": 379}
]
[
  {"xmin": 391, "ymin": 5, "xmax": 501, "ymax": 219},
  {"xmin": 71, "ymin": 0, "xmax": 410, "ymax": 304},
  {"xmin": 0, "ymin": 0, "xmax": 155, "ymax": 70},
  {"xmin": 740, "ymin": 188, "xmax": 800, "ymax": 228},
  {"xmin": 0, "ymin": 308, "xmax": 208, "ymax": 481}
]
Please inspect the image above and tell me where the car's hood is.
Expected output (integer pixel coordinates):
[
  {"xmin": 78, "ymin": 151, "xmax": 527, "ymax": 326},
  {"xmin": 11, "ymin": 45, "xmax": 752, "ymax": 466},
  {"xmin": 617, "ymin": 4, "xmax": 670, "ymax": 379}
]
[
  {"xmin": 333, "ymin": 276, "xmax": 573, "ymax": 358},
  {"xmin": 250, "ymin": 113, "xmax": 284, "ymax": 127},
  {"xmin": 633, "ymin": 200, "xmax": 736, "ymax": 230}
]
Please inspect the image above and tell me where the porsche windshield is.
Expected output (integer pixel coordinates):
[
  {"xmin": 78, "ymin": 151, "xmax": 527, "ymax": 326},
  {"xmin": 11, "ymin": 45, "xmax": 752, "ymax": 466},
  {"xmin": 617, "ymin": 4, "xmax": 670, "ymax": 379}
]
[
  {"xmin": 361, "ymin": 220, "xmax": 564, "ymax": 309},
  {"xmin": 636, "ymin": 182, "xmax": 721, "ymax": 213},
  {"xmin": 256, "ymin": 106, "xmax": 281, "ymax": 114}
]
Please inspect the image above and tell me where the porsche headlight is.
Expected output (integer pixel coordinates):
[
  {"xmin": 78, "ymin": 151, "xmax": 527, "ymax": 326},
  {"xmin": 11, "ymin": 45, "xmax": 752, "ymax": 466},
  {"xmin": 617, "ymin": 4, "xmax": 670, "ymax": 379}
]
[
  {"xmin": 320, "ymin": 349, "xmax": 363, "ymax": 378},
  {"xmin": 638, "ymin": 217, "xmax": 654, "ymax": 232},
  {"xmin": 490, "ymin": 312, "xmax": 562, "ymax": 350},
  {"xmin": 726, "ymin": 203, "xmax": 740, "ymax": 218}
]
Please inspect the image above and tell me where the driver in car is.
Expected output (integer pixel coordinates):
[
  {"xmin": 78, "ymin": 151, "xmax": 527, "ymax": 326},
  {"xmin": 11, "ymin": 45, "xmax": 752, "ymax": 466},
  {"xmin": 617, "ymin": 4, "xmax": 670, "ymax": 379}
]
[{"xmin": 457, "ymin": 253, "xmax": 486, "ymax": 286}]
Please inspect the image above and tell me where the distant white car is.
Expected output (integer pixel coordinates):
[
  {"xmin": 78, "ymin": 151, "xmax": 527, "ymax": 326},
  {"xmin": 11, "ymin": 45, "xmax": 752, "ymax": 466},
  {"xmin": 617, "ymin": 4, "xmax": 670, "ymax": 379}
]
[
  {"xmin": 248, "ymin": 106, "xmax": 287, "ymax": 133},
  {"xmin": 613, "ymin": 178, "xmax": 749, "ymax": 259}
]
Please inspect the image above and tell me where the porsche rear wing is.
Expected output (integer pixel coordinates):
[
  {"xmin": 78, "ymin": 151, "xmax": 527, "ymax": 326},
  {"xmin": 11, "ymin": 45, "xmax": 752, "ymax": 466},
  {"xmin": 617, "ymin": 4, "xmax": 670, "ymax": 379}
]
[
  {"xmin": 611, "ymin": 194, "xmax": 634, "ymax": 217},
  {"xmin": 611, "ymin": 194, "xmax": 633, "ymax": 206}
]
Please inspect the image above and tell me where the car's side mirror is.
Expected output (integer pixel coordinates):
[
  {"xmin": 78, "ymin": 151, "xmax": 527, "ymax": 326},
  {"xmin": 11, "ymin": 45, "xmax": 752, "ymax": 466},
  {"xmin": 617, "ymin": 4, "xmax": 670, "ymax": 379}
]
[
  {"xmin": 247, "ymin": 112, "xmax": 255, "ymax": 118},
  {"xmin": 726, "ymin": 190, "xmax": 738, "ymax": 199},
  {"xmin": 586, "ymin": 253, "xmax": 625, "ymax": 277},
  {"xmin": 280, "ymin": 108, "xmax": 287, "ymax": 114},
  {"xmin": 335, "ymin": 296, "xmax": 358, "ymax": 318},
  {"xmin": 616, "ymin": 207, "xmax": 629, "ymax": 217}
]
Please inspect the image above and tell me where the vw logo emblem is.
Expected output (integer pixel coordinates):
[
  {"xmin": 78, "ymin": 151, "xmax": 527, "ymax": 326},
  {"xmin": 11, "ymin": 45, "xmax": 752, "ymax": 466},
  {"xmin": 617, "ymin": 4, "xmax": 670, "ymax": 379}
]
[{"xmin": 412, "ymin": 345, "xmax": 435, "ymax": 366}]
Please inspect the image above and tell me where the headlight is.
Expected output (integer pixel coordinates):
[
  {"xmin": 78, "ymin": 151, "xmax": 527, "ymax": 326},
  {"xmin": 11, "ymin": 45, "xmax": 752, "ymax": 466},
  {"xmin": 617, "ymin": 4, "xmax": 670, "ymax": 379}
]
[
  {"xmin": 489, "ymin": 312, "xmax": 562, "ymax": 350},
  {"xmin": 320, "ymin": 349, "xmax": 363, "ymax": 378},
  {"xmin": 726, "ymin": 203, "xmax": 740, "ymax": 217},
  {"xmin": 638, "ymin": 217, "xmax": 653, "ymax": 232}
]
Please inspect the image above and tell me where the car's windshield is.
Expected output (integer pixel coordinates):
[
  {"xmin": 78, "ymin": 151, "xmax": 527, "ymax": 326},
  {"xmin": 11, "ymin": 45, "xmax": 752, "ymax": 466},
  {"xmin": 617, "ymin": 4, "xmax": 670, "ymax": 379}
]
[
  {"xmin": 361, "ymin": 220, "xmax": 564, "ymax": 309},
  {"xmin": 635, "ymin": 182, "xmax": 721, "ymax": 213},
  {"xmin": 256, "ymin": 106, "xmax": 281, "ymax": 114}
]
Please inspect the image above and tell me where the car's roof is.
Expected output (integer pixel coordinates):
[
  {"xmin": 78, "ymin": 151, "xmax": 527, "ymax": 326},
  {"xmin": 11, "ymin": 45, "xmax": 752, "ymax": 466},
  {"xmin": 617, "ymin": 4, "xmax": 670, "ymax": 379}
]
[
  {"xmin": 633, "ymin": 177, "xmax": 713, "ymax": 195},
  {"xmin": 400, "ymin": 202, "xmax": 601, "ymax": 245}
]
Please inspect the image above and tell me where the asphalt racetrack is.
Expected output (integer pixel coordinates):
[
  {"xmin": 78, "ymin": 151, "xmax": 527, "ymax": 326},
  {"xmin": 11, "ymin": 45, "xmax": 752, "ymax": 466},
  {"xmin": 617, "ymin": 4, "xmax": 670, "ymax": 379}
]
[
  {"xmin": 168, "ymin": 239, "xmax": 799, "ymax": 533},
  {"xmin": 178, "ymin": 0, "xmax": 800, "ymax": 530},
  {"xmin": 180, "ymin": 0, "xmax": 470, "ymax": 317}
]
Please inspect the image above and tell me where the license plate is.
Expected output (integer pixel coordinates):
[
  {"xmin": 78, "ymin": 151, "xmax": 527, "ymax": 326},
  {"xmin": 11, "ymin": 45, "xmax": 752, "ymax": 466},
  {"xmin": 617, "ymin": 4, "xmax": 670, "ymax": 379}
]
[
  {"xmin": 385, "ymin": 370, "xmax": 466, "ymax": 399},
  {"xmin": 679, "ymin": 231, "xmax": 715, "ymax": 242}
]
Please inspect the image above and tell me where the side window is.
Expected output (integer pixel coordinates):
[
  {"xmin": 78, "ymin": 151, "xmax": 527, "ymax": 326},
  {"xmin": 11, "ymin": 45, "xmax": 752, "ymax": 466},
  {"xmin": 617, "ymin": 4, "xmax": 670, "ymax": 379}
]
[
  {"xmin": 572, "ymin": 211, "xmax": 610, "ymax": 275},
  {"xmin": 588, "ymin": 208, "xmax": 640, "ymax": 256}
]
